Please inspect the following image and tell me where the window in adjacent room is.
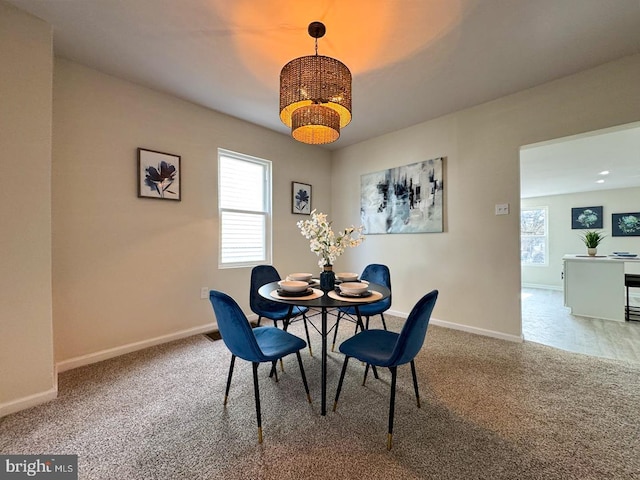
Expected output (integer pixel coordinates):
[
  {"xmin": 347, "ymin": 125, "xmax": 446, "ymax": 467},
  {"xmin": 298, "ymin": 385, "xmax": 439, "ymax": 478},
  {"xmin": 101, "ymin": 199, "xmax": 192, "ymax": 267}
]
[
  {"xmin": 218, "ymin": 149, "xmax": 272, "ymax": 268},
  {"xmin": 521, "ymin": 206, "xmax": 547, "ymax": 266}
]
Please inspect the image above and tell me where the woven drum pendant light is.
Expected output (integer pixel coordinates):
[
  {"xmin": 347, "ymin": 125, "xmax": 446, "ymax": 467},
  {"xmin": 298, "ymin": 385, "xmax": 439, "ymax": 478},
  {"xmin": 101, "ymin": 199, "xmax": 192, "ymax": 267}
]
[{"xmin": 280, "ymin": 22, "xmax": 352, "ymax": 145}]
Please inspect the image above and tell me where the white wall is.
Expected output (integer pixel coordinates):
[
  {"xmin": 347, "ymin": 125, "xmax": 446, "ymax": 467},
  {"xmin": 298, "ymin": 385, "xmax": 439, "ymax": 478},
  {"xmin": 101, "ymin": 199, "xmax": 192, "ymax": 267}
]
[
  {"xmin": 522, "ymin": 186, "xmax": 640, "ymax": 288},
  {"xmin": 0, "ymin": 2, "xmax": 56, "ymax": 415},
  {"xmin": 331, "ymin": 54, "xmax": 640, "ymax": 339},
  {"xmin": 52, "ymin": 59, "xmax": 332, "ymax": 367}
]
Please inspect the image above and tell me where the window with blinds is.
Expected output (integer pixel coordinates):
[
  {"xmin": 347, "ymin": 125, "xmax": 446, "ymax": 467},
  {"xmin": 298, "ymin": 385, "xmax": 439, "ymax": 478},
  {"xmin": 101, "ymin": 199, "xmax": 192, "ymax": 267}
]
[{"xmin": 218, "ymin": 149, "xmax": 272, "ymax": 268}]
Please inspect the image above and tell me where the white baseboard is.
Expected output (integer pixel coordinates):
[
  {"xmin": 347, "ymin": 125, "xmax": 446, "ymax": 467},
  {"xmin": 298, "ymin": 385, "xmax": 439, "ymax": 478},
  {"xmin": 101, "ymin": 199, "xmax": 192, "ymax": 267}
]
[
  {"xmin": 0, "ymin": 387, "xmax": 58, "ymax": 418},
  {"xmin": 522, "ymin": 283, "xmax": 640, "ymax": 302},
  {"xmin": 387, "ymin": 309, "xmax": 523, "ymax": 343},
  {"xmin": 430, "ymin": 318, "xmax": 524, "ymax": 342},
  {"xmin": 521, "ymin": 283, "xmax": 563, "ymax": 291},
  {"xmin": 387, "ymin": 308, "xmax": 408, "ymax": 319},
  {"xmin": 56, "ymin": 322, "xmax": 218, "ymax": 373}
]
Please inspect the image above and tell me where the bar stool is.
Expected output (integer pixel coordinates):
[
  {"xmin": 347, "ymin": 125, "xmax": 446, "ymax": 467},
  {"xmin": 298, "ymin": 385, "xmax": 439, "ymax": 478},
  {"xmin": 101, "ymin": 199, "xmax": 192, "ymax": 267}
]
[{"xmin": 624, "ymin": 274, "xmax": 640, "ymax": 321}]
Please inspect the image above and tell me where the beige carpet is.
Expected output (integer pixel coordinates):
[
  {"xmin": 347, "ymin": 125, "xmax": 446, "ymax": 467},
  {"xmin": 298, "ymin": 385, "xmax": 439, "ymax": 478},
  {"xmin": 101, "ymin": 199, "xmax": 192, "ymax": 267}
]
[{"xmin": 1, "ymin": 316, "xmax": 638, "ymax": 479}]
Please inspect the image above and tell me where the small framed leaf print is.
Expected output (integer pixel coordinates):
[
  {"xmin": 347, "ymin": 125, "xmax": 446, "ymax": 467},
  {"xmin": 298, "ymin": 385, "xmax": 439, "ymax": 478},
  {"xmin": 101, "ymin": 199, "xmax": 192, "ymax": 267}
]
[
  {"xmin": 292, "ymin": 181, "xmax": 311, "ymax": 215},
  {"xmin": 138, "ymin": 148, "xmax": 181, "ymax": 201}
]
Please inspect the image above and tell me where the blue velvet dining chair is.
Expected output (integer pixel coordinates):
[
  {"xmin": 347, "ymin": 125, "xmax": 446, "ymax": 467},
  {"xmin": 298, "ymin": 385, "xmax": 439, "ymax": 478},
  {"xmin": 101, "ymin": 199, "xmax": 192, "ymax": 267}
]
[
  {"xmin": 331, "ymin": 264, "xmax": 392, "ymax": 352},
  {"xmin": 333, "ymin": 289, "xmax": 438, "ymax": 450},
  {"xmin": 250, "ymin": 265, "xmax": 313, "ymax": 356},
  {"xmin": 209, "ymin": 290, "xmax": 311, "ymax": 444}
]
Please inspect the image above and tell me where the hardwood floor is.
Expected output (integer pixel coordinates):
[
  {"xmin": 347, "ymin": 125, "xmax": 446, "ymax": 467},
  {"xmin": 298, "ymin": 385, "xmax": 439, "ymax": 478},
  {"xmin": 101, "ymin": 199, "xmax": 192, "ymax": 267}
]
[{"xmin": 521, "ymin": 287, "xmax": 640, "ymax": 362}]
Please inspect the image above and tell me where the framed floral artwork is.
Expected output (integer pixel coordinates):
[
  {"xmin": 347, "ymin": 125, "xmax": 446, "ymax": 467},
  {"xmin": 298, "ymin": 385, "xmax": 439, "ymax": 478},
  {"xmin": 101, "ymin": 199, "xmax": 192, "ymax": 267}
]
[
  {"xmin": 138, "ymin": 148, "xmax": 181, "ymax": 201},
  {"xmin": 571, "ymin": 206, "xmax": 603, "ymax": 229},
  {"xmin": 292, "ymin": 181, "xmax": 311, "ymax": 215},
  {"xmin": 612, "ymin": 212, "xmax": 640, "ymax": 236}
]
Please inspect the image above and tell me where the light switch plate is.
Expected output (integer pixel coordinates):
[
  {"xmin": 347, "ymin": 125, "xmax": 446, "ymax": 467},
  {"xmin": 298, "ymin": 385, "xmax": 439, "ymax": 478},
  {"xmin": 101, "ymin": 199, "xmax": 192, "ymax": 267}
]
[
  {"xmin": 495, "ymin": 203, "xmax": 510, "ymax": 215},
  {"xmin": 200, "ymin": 287, "xmax": 209, "ymax": 299}
]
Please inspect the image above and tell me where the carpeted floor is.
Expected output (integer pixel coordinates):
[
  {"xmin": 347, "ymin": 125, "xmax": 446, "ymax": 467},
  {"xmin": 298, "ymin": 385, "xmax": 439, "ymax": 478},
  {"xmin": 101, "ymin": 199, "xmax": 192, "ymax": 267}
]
[{"xmin": 1, "ymin": 316, "xmax": 639, "ymax": 479}]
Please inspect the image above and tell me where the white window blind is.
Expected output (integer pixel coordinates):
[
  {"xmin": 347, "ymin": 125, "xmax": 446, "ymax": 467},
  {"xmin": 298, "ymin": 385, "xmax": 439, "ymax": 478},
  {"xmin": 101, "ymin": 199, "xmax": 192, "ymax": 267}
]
[{"xmin": 218, "ymin": 149, "xmax": 271, "ymax": 268}]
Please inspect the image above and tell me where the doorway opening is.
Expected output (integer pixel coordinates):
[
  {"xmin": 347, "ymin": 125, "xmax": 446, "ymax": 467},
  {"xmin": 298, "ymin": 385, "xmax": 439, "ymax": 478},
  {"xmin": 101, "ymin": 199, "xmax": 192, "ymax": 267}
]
[{"xmin": 519, "ymin": 122, "xmax": 640, "ymax": 362}]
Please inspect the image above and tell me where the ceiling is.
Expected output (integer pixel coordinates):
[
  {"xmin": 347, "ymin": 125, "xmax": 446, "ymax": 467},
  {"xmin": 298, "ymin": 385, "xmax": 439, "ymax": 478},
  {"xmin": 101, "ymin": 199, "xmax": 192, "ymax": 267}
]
[
  {"xmin": 521, "ymin": 122, "xmax": 640, "ymax": 199},
  {"xmin": 7, "ymin": 0, "xmax": 640, "ymax": 197}
]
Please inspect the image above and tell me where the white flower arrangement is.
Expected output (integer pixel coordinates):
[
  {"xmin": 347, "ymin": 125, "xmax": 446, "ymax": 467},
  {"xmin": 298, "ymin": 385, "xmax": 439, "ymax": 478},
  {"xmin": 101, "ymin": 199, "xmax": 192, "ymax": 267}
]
[{"xmin": 297, "ymin": 210, "xmax": 365, "ymax": 269}]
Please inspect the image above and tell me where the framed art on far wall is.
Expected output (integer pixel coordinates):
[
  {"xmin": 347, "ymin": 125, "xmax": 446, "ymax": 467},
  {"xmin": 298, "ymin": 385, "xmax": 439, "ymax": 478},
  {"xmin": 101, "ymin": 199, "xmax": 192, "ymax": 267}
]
[
  {"xmin": 138, "ymin": 148, "xmax": 181, "ymax": 201},
  {"xmin": 292, "ymin": 182, "xmax": 312, "ymax": 214},
  {"xmin": 612, "ymin": 212, "xmax": 640, "ymax": 236},
  {"xmin": 571, "ymin": 206, "xmax": 603, "ymax": 229},
  {"xmin": 360, "ymin": 157, "xmax": 444, "ymax": 234}
]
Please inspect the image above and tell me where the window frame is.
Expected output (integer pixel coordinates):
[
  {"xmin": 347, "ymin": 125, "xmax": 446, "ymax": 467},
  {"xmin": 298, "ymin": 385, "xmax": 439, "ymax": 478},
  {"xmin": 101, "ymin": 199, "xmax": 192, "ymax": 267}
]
[
  {"xmin": 520, "ymin": 206, "xmax": 548, "ymax": 267},
  {"xmin": 218, "ymin": 148, "xmax": 272, "ymax": 269}
]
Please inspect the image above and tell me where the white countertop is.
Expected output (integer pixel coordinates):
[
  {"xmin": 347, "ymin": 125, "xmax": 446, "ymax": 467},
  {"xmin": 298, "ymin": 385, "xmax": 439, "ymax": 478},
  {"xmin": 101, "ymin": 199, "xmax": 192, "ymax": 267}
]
[{"xmin": 563, "ymin": 254, "xmax": 640, "ymax": 263}]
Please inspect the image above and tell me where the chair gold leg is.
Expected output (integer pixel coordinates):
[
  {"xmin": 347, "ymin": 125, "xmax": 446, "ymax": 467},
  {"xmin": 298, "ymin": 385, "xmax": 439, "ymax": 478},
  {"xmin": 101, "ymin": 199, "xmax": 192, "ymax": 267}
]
[
  {"xmin": 387, "ymin": 433, "xmax": 393, "ymax": 450},
  {"xmin": 279, "ymin": 358, "xmax": 284, "ymax": 372},
  {"xmin": 308, "ymin": 345, "xmax": 313, "ymax": 356},
  {"xmin": 258, "ymin": 427, "xmax": 263, "ymax": 444},
  {"xmin": 223, "ymin": 395, "xmax": 228, "ymax": 406},
  {"xmin": 333, "ymin": 401, "xmax": 338, "ymax": 412}
]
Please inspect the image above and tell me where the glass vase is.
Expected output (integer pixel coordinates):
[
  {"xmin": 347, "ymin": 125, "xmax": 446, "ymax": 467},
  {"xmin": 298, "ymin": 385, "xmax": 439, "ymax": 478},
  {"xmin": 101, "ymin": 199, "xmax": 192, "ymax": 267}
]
[{"xmin": 320, "ymin": 265, "xmax": 336, "ymax": 290}]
